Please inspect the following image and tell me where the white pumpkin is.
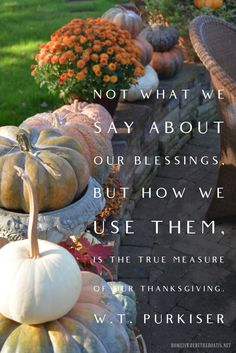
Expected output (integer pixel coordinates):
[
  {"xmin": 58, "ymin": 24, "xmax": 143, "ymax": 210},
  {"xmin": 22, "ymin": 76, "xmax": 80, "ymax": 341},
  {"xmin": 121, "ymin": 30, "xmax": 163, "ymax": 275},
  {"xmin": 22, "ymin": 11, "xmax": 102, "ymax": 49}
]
[
  {"xmin": 122, "ymin": 65, "xmax": 159, "ymax": 102},
  {"xmin": 0, "ymin": 167, "xmax": 82, "ymax": 325}
]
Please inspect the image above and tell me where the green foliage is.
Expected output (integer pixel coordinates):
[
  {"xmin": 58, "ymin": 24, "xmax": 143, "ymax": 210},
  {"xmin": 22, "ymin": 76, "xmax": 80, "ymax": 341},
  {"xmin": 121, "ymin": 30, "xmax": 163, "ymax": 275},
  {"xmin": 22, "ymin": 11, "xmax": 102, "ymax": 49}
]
[{"xmin": 143, "ymin": 0, "xmax": 236, "ymax": 35}]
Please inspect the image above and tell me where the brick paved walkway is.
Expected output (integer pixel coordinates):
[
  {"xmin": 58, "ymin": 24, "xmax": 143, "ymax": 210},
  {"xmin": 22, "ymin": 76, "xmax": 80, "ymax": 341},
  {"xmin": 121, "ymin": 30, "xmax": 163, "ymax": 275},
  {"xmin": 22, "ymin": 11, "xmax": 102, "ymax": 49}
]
[{"xmin": 119, "ymin": 126, "xmax": 236, "ymax": 353}]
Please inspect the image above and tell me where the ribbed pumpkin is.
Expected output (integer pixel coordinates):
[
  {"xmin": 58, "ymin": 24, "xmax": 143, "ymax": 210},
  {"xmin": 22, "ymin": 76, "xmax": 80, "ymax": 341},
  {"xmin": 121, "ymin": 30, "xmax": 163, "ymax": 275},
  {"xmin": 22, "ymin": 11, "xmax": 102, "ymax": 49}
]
[
  {"xmin": 141, "ymin": 25, "xmax": 179, "ymax": 52},
  {"xmin": 21, "ymin": 103, "xmax": 113, "ymax": 184},
  {"xmin": 151, "ymin": 46, "xmax": 184, "ymax": 79},
  {"xmin": 0, "ymin": 126, "xmax": 90, "ymax": 212},
  {"xmin": 194, "ymin": 0, "xmax": 223, "ymax": 9},
  {"xmin": 55, "ymin": 100, "xmax": 114, "ymax": 138},
  {"xmin": 0, "ymin": 166, "xmax": 82, "ymax": 325},
  {"xmin": 102, "ymin": 6, "xmax": 143, "ymax": 38},
  {"xmin": 0, "ymin": 271, "xmax": 130, "ymax": 353},
  {"xmin": 133, "ymin": 36, "xmax": 154, "ymax": 66}
]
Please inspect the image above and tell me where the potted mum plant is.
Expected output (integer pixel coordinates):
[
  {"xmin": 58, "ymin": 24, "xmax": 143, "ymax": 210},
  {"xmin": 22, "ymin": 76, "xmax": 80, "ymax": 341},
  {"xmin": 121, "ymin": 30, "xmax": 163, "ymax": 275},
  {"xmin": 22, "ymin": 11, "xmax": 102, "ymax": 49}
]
[{"xmin": 32, "ymin": 17, "xmax": 144, "ymax": 116}]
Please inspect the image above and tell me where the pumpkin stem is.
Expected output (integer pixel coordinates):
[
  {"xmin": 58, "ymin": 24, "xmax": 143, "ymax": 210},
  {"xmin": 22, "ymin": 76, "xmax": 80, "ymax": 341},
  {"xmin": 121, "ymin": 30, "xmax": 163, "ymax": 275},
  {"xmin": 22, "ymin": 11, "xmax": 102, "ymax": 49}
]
[
  {"xmin": 73, "ymin": 99, "xmax": 78, "ymax": 112},
  {"xmin": 116, "ymin": 5, "xmax": 126, "ymax": 12},
  {"xmin": 52, "ymin": 112, "xmax": 60, "ymax": 128},
  {"xmin": 16, "ymin": 130, "xmax": 32, "ymax": 152},
  {"xmin": 14, "ymin": 166, "xmax": 40, "ymax": 259}
]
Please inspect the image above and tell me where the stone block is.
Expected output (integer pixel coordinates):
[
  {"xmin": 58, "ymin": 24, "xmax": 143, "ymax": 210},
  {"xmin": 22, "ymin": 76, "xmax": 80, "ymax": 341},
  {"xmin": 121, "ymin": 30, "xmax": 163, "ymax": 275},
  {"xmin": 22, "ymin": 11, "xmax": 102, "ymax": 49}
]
[
  {"xmin": 150, "ymin": 307, "xmax": 202, "ymax": 353},
  {"xmin": 179, "ymin": 292, "xmax": 236, "ymax": 327},
  {"xmin": 157, "ymin": 107, "xmax": 180, "ymax": 133},
  {"xmin": 180, "ymin": 98, "xmax": 199, "ymax": 121},
  {"xmin": 118, "ymin": 245, "xmax": 152, "ymax": 279},
  {"xmin": 180, "ymin": 85, "xmax": 201, "ymax": 108},
  {"xmin": 171, "ymin": 237, "xmax": 229, "ymax": 258}
]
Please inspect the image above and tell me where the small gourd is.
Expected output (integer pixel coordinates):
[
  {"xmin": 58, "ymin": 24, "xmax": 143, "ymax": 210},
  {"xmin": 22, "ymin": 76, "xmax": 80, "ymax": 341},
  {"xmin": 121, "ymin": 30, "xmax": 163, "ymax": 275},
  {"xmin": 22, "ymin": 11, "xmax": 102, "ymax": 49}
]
[{"xmin": 0, "ymin": 167, "xmax": 82, "ymax": 325}]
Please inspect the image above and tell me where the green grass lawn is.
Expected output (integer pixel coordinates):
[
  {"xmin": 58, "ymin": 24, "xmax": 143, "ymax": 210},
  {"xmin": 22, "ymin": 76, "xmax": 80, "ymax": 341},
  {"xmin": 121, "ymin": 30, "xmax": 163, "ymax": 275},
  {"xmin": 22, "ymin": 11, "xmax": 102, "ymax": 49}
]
[{"xmin": 0, "ymin": 0, "xmax": 115, "ymax": 126}]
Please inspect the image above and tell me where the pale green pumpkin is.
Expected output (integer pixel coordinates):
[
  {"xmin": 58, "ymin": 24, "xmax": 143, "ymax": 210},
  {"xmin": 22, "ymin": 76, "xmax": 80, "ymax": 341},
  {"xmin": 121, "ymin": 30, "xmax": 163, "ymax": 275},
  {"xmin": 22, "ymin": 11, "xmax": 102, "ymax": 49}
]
[{"xmin": 108, "ymin": 281, "xmax": 137, "ymax": 336}]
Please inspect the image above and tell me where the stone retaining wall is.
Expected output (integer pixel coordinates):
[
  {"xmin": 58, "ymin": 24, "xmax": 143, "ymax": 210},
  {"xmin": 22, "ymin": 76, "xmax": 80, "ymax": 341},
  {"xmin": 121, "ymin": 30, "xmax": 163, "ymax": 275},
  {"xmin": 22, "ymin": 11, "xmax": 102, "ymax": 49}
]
[{"xmin": 111, "ymin": 63, "xmax": 219, "ymax": 237}]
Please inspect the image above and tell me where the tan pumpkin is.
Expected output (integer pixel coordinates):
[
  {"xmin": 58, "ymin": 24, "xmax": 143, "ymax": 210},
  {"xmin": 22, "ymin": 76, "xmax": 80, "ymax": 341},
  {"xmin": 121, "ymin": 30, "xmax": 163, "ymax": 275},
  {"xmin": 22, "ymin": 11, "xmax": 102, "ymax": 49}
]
[
  {"xmin": 194, "ymin": 0, "xmax": 223, "ymax": 9},
  {"xmin": 0, "ymin": 169, "xmax": 130, "ymax": 353},
  {"xmin": 133, "ymin": 36, "xmax": 154, "ymax": 66},
  {"xmin": 21, "ymin": 103, "xmax": 113, "ymax": 183},
  {"xmin": 0, "ymin": 166, "xmax": 82, "ymax": 325},
  {"xmin": 151, "ymin": 46, "xmax": 184, "ymax": 79},
  {"xmin": 0, "ymin": 126, "xmax": 90, "ymax": 212},
  {"xmin": 54, "ymin": 100, "xmax": 114, "ymax": 138},
  {"xmin": 102, "ymin": 6, "xmax": 143, "ymax": 38}
]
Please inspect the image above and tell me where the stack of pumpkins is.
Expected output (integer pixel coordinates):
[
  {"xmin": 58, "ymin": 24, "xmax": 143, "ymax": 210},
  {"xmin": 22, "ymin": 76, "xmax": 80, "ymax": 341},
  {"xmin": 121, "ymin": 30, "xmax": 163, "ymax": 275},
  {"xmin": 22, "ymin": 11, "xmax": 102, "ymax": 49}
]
[
  {"xmin": 0, "ymin": 166, "xmax": 137, "ymax": 353},
  {"xmin": 140, "ymin": 25, "xmax": 184, "ymax": 79},
  {"xmin": 102, "ymin": 6, "xmax": 159, "ymax": 102},
  {"xmin": 0, "ymin": 101, "xmax": 113, "ymax": 213}
]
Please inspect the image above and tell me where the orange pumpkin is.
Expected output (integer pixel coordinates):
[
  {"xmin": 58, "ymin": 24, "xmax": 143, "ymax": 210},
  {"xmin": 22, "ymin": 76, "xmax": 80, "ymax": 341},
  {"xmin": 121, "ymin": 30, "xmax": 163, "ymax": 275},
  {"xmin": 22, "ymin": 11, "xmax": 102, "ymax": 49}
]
[
  {"xmin": 133, "ymin": 36, "xmax": 154, "ymax": 66},
  {"xmin": 20, "ymin": 103, "xmax": 113, "ymax": 184},
  {"xmin": 151, "ymin": 46, "xmax": 184, "ymax": 79},
  {"xmin": 102, "ymin": 6, "xmax": 143, "ymax": 38},
  {"xmin": 194, "ymin": 0, "xmax": 223, "ymax": 9}
]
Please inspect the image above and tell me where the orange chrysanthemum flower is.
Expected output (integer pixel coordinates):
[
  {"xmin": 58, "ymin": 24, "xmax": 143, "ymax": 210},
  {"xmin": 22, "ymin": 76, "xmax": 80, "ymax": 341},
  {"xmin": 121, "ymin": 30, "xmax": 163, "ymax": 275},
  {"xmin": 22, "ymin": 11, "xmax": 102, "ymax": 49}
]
[
  {"xmin": 59, "ymin": 53, "xmax": 68, "ymax": 65},
  {"xmin": 103, "ymin": 75, "xmax": 110, "ymax": 82},
  {"xmin": 108, "ymin": 63, "xmax": 116, "ymax": 72},
  {"xmin": 95, "ymin": 70, "xmax": 102, "ymax": 77},
  {"xmin": 110, "ymin": 75, "xmax": 118, "ymax": 83},
  {"xmin": 59, "ymin": 73, "xmax": 68, "ymax": 83},
  {"xmin": 92, "ymin": 64, "xmax": 101, "ymax": 73},
  {"xmin": 76, "ymin": 71, "xmax": 86, "ymax": 81},
  {"xmin": 107, "ymin": 47, "xmax": 114, "ymax": 55},
  {"xmin": 74, "ymin": 45, "xmax": 83, "ymax": 53},
  {"xmin": 67, "ymin": 69, "xmax": 75, "ymax": 77},
  {"xmin": 51, "ymin": 56, "xmax": 59, "ymax": 64},
  {"xmin": 92, "ymin": 45, "xmax": 102, "ymax": 53},
  {"xmin": 91, "ymin": 53, "xmax": 99, "ymax": 62},
  {"xmin": 80, "ymin": 36, "xmax": 87, "ymax": 44},
  {"xmin": 77, "ymin": 60, "xmax": 86, "ymax": 69},
  {"xmin": 100, "ymin": 58, "xmax": 108, "ymax": 66}
]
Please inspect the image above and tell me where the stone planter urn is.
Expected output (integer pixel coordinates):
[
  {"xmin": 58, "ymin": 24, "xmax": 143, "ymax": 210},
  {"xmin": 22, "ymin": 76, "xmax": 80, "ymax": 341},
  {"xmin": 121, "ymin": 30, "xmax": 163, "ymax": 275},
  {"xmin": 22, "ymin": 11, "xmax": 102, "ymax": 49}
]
[{"xmin": 0, "ymin": 177, "xmax": 105, "ymax": 244}]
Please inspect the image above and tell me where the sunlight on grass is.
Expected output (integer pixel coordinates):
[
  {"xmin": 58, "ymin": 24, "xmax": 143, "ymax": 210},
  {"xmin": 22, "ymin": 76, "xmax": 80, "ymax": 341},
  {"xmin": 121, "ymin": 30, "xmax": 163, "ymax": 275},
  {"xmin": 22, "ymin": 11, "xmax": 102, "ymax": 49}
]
[
  {"xmin": 1, "ymin": 41, "xmax": 40, "ymax": 56},
  {"xmin": 0, "ymin": 0, "xmax": 115, "ymax": 126}
]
